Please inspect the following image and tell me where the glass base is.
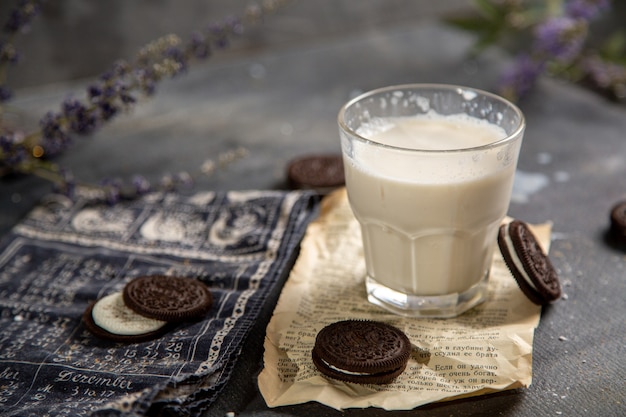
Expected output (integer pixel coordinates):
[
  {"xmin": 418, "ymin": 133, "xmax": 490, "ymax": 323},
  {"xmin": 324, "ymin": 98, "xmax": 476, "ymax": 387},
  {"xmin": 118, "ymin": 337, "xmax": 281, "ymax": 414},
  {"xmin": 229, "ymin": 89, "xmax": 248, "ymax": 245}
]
[{"xmin": 365, "ymin": 273, "xmax": 489, "ymax": 318}]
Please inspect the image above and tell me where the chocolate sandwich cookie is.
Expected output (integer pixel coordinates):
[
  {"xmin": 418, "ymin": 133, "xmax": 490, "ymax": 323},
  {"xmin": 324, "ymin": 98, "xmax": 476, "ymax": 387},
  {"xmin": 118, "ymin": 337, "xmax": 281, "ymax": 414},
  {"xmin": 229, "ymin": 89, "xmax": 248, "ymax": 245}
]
[
  {"xmin": 286, "ymin": 154, "xmax": 345, "ymax": 194},
  {"xmin": 497, "ymin": 220, "xmax": 562, "ymax": 305},
  {"xmin": 123, "ymin": 275, "xmax": 213, "ymax": 322},
  {"xmin": 609, "ymin": 200, "xmax": 626, "ymax": 243},
  {"xmin": 312, "ymin": 320, "xmax": 411, "ymax": 385},
  {"xmin": 83, "ymin": 292, "xmax": 169, "ymax": 342}
]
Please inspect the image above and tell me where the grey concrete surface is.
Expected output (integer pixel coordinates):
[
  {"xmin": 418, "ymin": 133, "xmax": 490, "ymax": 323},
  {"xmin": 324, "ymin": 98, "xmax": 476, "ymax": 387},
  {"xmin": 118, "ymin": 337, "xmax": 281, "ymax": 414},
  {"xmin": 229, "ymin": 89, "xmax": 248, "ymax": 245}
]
[{"xmin": 0, "ymin": 2, "xmax": 625, "ymax": 416}]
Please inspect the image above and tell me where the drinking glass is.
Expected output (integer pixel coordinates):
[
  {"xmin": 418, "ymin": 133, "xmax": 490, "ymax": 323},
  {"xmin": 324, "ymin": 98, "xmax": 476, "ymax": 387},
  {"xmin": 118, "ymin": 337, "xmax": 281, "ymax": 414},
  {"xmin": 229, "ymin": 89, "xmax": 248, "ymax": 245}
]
[{"xmin": 338, "ymin": 84, "xmax": 525, "ymax": 317}]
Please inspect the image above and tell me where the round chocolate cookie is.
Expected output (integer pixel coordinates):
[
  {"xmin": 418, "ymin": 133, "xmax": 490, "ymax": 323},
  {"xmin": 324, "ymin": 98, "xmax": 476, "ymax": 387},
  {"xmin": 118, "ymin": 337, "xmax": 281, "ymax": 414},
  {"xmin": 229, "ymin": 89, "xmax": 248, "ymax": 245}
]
[
  {"xmin": 83, "ymin": 292, "xmax": 169, "ymax": 343},
  {"xmin": 286, "ymin": 154, "xmax": 345, "ymax": 193},
  {"xmin": 497, "ymin": 220, "xmax": 561, "ymax": 305},
  {"xmin": 123, "ymin": 275, "xmax": 213, "ymax": 322},
  {"xmin": 312, "ymin": 320, "xmax": 411, "ymax": 385},
  {"xmin": 609, "ymin": 200, "xmax": 626, "ymax": 242}
]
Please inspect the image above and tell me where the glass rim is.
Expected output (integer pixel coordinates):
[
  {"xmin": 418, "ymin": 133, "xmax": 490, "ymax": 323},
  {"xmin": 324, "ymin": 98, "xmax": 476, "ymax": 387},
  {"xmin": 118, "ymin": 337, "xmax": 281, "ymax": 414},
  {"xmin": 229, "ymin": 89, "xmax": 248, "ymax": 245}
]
[{"xmin": 337, "ymin": 83, "xmax": 525, "ymax": 154}]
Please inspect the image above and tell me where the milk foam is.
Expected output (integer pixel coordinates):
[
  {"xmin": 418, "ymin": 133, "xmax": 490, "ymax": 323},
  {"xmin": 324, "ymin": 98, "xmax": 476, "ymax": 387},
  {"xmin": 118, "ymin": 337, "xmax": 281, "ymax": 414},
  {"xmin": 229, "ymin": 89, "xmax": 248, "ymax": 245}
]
[{"xmin": 357, "ymin": 111, "xmax": 507, "ymax": 150}]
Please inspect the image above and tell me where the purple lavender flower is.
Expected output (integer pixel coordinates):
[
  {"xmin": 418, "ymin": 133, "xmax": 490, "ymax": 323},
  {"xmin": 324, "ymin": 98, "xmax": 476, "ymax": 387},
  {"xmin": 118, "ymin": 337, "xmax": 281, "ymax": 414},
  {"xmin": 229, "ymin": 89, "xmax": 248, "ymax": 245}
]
[
  {"xmin": 100, "ymin": 178, "xmax": 123, "ymax": 205},
  {"xmin": 87, "ymin": 78, "xmax": 135, "ymax": 120},
  {"xmin": 87, "ymin": 84, "xmax": 102, "ymax": 99},
  {"xmin": 227, "ymin": 16, "xmax": 244, "ymax": 37},
  {"xmin": 583, "ymin": 55, "xmax": 626, "ymax": 87},
  {"xmin": 52, "ymin": 168, "xmax": 76, "ymax": 198},
  {"xmin": 110, "ymin": 84, "xmax": 131, "ymax": 106},
  {"xmin": 99, "ymin": 102, "xmax": 119, "ymax": 121},
  {"xmin": 189, "ymin": 31, "xmax": 211, "ymax": 59},
  {"xmin": 163, "ymin": 46, "xmax": 188, "ymax": 75},
  {"xmin": 111, "ymin": 60, "xmax": 131, "ymax": 78},
  {"xmin": 581, "ymin": 55, "xmax": 626, "ymax": 100},
  {"xmin": 565, "ymin": 0, "xmax": 611, "ymax": 21},
  {"xmin": 62, "ymin": 98, "xmax": 98, "ymax": 135},
  {"xmin": 131, "ymin": 175, "xmax": 151, "ymax": 194},
  {"xmin": 3, "ymin": 0, "xmax": 41, "ymax": 34},
  {"xmin": 499, "ymin": 54, "xmax": 546, "ymax": 101},
  {"xmin": 39, "ymin": 111, "xmax": 71, "ymax": 157},
  {"xmin": 208, "ymin": 22, "xmax": 230, "ymax": 49},
  {"xmin": 533, "ymin": 16, "xmax": 587, "ymax": 63},
  {"xmin": 119, "ymin": 91, "xmax": 135, "ymax": 104},
  {"xmin": 0, "ymin": 134, "xmax": 11, "ymax": 152},
  {"xmin": 0, "ymin": 41, "xmax": 19, "ymax": 64},
  {"xmin": 0, "ymin": 41, "xmax": 19, "ymax": 102},
  {"xmin": 0, "ymin": 85, "xmax": 12, "ymax": 102},
  {"xmin": 0, "ymin": 132, "xmax": 27, "ymax": 167},
  {"xmin": 134, "ymin": 68, "xmax": 157, "ymax": 95}
]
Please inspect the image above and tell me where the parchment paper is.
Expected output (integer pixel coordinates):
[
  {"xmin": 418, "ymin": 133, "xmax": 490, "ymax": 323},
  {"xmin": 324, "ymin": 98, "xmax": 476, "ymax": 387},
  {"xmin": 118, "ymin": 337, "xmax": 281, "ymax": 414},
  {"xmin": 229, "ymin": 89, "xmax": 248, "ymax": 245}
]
[{"xmin": 258, "ymin": 188, "xmax": 551, "ymax": 410}]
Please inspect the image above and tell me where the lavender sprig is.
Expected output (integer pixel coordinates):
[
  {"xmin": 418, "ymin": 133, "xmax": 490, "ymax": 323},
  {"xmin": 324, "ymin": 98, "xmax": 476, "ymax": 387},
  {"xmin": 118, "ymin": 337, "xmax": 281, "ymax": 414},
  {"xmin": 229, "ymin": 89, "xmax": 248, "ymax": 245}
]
[
  {"xmin": 62, "ymin": 147, "xmax": 249, "ymax": 206},
  {"xmin": 0, "ymin": 0, "xmax": 290, "ymax": 200},
  {"xmin": 3, "ymin": 0, "xmax": 40, "ymax": 34},
  {"xmin": 447, "ymin": 0, "xmax": 623, "ymax": 102},
  {"xmin": 498, "ymin": 0, "xmax": 614, "ymax": 101},
  {"xmin": 0, "ymin": 0, "xmax": 42, "ymax": 103}
]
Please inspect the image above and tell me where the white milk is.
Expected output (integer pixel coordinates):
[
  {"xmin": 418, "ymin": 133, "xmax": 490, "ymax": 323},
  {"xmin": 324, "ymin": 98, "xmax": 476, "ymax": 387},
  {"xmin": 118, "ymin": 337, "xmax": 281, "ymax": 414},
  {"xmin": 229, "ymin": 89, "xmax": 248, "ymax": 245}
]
[{"xmin": 344, "ymin": 112, "xmax": 515, "ymax": 296}]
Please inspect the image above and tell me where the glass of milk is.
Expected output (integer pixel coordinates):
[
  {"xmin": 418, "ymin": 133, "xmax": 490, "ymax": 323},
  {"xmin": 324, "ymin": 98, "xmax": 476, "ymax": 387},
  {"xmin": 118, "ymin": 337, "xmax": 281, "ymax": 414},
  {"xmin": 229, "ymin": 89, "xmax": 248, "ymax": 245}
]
[{"xmin": 338, "ymin": 84, "xmax": 525, "ymax": 317}]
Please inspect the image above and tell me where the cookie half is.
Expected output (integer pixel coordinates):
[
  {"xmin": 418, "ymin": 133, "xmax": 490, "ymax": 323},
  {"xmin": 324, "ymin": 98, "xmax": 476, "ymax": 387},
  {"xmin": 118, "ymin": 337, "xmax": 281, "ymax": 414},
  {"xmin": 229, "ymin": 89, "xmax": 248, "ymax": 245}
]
[
  {"xmin": 83, "ymin": 292, "xmax": 169, "ymax": 342},
  {"xmin": 609, "ymin": 200, "xmax": 626, "ymax": 242},
  {"xmin": 312, "ymin": 320, "xmax": 411, "ymax": 385},
  {"xmin": 123, "ymin": 275, "xmax": 213, "ymax": 322},
  {"xmin": 286, "ymin": 154, "xmax": 345, "ymax": 194},
  {"xmin": 497, "ymin": 220, "xmax": 561, "ymax": 305}
]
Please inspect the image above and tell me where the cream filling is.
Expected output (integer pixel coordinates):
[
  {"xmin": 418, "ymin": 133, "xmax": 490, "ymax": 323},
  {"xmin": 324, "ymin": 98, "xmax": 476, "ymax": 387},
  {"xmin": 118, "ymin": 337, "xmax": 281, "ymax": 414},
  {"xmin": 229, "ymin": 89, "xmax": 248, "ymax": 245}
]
[
  {"xmin": 92, "ymin": 292, "xmax": 167, "ymax": 335},
  {"xmin": 322, "ymin": 358, "xmax": 371, "ymax": 376},
  {"xmin": 503, "ymin": 223, "xmax": 538, "ymax": 292}
]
